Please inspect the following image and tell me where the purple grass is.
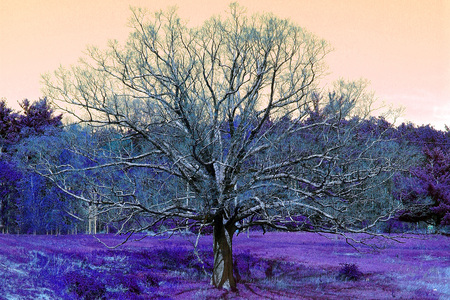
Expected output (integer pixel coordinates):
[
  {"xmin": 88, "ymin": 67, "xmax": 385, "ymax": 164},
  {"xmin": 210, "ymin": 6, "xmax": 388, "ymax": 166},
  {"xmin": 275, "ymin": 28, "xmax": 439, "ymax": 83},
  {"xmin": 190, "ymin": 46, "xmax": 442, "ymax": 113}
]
[{"xmin": 0, "ymin": 232, "xmax": 448, "ymax": 299}]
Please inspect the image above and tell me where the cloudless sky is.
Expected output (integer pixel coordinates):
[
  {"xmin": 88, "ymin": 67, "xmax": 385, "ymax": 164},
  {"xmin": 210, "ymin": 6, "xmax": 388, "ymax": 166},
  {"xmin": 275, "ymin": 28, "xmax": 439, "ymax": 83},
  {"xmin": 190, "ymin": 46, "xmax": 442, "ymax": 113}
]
[{"xmin": 1, "ymin": 0, "xmax": 449, "ymax": 129}]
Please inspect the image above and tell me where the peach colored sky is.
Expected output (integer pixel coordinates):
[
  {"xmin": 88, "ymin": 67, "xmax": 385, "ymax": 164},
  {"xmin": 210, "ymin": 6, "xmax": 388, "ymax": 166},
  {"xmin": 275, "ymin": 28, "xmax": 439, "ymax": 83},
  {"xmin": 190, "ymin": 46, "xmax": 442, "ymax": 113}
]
[{"xmin": 1, "ymin": 0, "xmax": 449, "ymax": 129}]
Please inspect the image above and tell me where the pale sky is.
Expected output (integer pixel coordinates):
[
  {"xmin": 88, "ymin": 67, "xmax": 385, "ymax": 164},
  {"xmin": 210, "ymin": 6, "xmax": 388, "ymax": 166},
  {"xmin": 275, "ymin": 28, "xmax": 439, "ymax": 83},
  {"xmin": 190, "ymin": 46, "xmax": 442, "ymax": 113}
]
[{"xmin": 1, "ymin": 0, "xmax": 449, "ymax": 129}]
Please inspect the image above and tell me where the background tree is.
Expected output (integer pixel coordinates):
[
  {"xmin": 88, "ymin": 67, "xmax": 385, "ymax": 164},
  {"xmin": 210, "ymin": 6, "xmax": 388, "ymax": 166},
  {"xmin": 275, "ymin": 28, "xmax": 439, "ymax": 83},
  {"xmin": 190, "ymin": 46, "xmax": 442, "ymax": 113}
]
[
  {"xmin": 396, "ymin": 147, "xmax": 450, "ymax": 227},
  {"xmin": 0, "ymin": 99, "xmax": 19, "ymax": 152},
  {"xmin": 0, "ymin": 98, "xmax": 62, "ymax": 148},
  {"xmin": 0, "ymin": 98, "xmax": 64, "ymax": 233},
  {"xmin": 0, "ymin": 160, "xmax": 21, "ymax": 233},
  {"xmin": 16, "ymin": 98, "xmax": 63, "ymax": 137},
  {"xmin": 390, "ymin": 122, "xmax": 450, "ymax": 231},
  {"xmin": 41, "ymin": 4, "xmax": 402, "ymax": 290}
]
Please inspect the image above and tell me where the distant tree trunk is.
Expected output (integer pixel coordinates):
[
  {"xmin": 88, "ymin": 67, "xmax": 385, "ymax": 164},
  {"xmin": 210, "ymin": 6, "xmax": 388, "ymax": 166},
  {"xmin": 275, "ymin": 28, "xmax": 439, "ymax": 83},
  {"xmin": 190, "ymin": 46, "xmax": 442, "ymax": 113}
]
[
  {"xmin": 211, "ymin": 214, "xmax": 237, "ymax": 290},
  {"xmin": 88, "ymin": 203, "xmax": 97, "ymax": 234},
  {"xmin": 0, "ymin": 201, "xmax": 3, "ymax": 232}
]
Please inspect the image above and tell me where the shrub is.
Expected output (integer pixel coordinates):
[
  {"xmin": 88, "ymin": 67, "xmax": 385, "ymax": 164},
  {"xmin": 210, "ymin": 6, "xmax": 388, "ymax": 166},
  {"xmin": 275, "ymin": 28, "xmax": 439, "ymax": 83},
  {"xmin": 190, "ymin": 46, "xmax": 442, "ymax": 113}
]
[
  {"xmin": 145, "ymin": 273, "xmax": 160, "ymax": 287},
  {"xmin": 337, "ymin": 263, "xmax": 363, "ymax": 281},
  {"xmin": 64, "ymin": 271, "xmax": 106, "ymax": 299},
  {"xmin": 382, "ymin": 218, "xmax": 413, "ymax": 233},
  {"xmin": 112, "ymin": 274, "xmax": 142, "ymax": 295}
]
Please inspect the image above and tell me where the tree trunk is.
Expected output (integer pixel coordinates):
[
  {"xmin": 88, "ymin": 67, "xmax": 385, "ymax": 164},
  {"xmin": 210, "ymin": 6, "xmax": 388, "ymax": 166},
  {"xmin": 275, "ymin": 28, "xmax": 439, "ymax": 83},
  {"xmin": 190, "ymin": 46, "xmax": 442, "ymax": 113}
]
[{"xmin": 211, "ymin": 214, "xmax": 237, "ymax": 290}]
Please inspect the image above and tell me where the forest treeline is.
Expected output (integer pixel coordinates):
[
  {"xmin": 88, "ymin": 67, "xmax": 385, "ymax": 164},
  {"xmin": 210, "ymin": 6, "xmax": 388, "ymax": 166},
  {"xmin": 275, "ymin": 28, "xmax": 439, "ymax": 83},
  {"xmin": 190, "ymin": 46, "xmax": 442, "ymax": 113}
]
[{"xmin": 0, "ymin": 97, "xmax": 449, "ymax": 235}]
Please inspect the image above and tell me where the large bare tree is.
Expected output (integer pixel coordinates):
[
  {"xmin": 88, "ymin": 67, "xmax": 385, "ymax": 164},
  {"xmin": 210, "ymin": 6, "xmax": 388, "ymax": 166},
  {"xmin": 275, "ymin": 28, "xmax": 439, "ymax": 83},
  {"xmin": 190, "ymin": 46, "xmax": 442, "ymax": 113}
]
[{"xmin": 40, "ymin": 4, "xmax": 402, "ymax": 290}]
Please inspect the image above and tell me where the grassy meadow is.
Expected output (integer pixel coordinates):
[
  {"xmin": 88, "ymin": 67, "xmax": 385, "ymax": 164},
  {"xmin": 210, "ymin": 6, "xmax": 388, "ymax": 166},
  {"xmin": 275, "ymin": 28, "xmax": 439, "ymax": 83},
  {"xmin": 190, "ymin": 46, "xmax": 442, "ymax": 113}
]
[{"xmin": 0, "ymin": 232, "xmax": 448, "ymax": 299}]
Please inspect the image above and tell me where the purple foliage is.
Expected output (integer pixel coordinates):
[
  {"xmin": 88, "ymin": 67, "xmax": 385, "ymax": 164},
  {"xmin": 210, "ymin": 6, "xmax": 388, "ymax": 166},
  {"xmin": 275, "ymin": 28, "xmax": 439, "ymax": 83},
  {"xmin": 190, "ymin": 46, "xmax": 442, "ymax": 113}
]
[
  {"xmin": 0, "ymin": 165, "xmax": 22, "ymax": 234},
  {"xmin": 0, "ymin": 100, "xmax": 20, "ymax": 145},
  {"xmin": 397, "ymin": 147, "xmax": 450, "ymax": 226},
  {"xmin": 17, "ymin": 98, "xmax": 62, "ymax": 137},
  {"xmin": 382, "ymin": 218, "xmax": 414, "ymax": 234},
  {"xmin": 0, "ymin": 99, "xmax": 66, "ymax": 234},
  {"xmin": 0, "ymin": 161, "xmax": 22, "ymax": 226},
  {"xmin": 0, "ymin": 98, "xmax": 62, "ymax": 146},
  {"xmin": 396, "ymin": 122, "xmax": 449, "ymax": 148}
]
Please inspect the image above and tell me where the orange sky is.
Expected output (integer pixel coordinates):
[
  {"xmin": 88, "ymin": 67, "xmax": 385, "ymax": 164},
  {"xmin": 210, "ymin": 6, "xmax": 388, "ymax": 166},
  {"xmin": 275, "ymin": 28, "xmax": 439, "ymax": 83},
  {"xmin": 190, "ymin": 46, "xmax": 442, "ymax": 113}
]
[{"xmin": 1, "ymin": 0, "xmax": 449, "ymax": 129}]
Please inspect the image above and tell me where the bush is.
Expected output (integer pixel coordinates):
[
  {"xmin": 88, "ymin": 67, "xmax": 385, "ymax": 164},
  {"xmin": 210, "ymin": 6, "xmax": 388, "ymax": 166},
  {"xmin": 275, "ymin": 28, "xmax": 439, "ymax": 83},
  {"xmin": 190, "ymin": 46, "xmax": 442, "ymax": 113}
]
[
  {"xmin": 382, "ymin": 218, "xmax": 413, "ymax": 233},
  {"xmin": 337, "ymin": 263, "xmax": 363, "ymax": 281},
  {"xmin": 145, "ymin": 273, "xmax": 161, "ymax": 287},
  {"xmin": 64, "ymin": 271, "xmax": 106, "ymax": 299}
]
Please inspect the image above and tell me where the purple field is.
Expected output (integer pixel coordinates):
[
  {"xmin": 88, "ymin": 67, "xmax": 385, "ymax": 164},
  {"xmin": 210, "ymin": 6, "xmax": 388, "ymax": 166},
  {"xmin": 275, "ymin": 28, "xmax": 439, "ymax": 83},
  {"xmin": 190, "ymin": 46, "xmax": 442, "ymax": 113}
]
[{"xmin": 0, "ymin": 232, "xmax": 449, "ymax": 299}]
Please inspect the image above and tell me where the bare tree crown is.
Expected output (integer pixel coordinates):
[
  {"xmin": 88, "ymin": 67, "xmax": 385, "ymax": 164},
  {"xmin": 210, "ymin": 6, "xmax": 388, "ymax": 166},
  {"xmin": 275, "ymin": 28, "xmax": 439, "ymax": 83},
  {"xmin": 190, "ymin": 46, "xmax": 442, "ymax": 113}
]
[{"xmin": 41, "ymin": 3, "xmax": 401, "ymax": 240}]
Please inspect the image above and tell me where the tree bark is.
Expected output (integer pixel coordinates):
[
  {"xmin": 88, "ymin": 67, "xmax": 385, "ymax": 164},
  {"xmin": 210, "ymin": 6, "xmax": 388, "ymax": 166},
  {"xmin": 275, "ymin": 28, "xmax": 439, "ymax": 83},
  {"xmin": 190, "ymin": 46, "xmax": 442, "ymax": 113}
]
[{"xmin": 211, "ymin": 214, "xmax": 237, "ymax": 290}]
